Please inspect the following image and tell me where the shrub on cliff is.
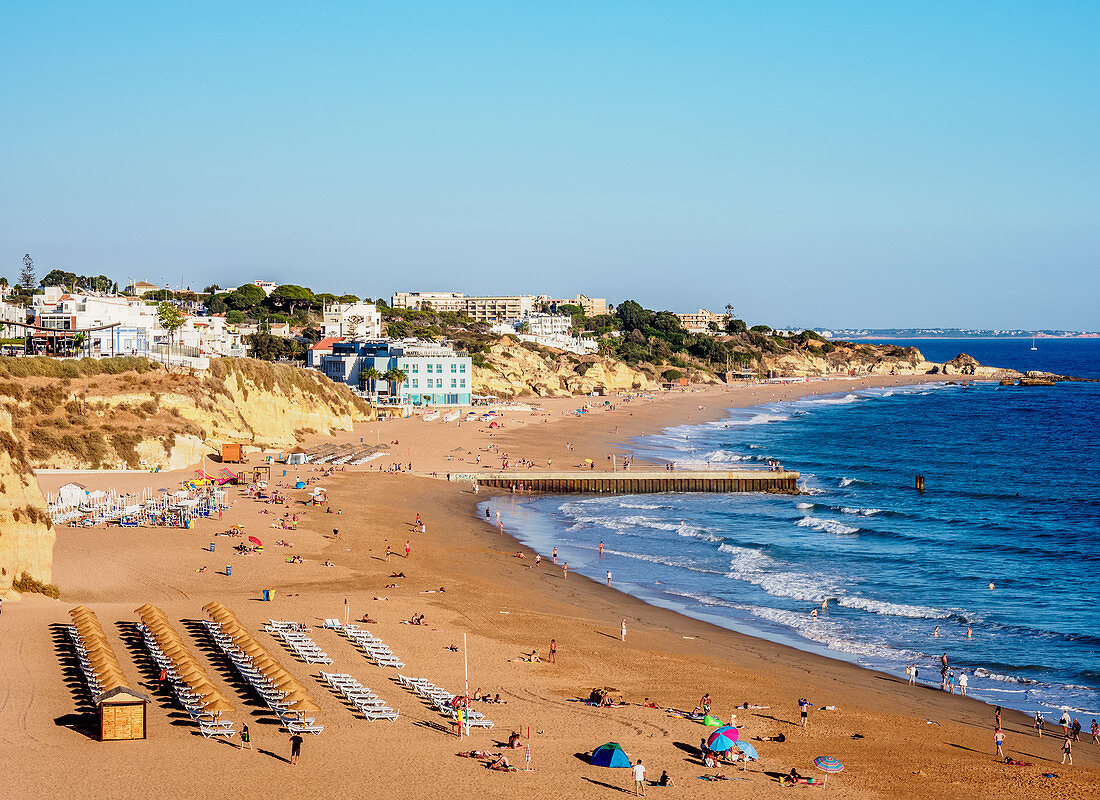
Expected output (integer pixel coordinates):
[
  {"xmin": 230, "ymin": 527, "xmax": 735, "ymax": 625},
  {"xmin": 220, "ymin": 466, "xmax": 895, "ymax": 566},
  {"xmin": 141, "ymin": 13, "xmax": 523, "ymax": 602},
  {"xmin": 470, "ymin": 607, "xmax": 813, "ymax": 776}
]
[{"xmin": 12, "ymin": 571, "xmax": 60, "ymax": 599}]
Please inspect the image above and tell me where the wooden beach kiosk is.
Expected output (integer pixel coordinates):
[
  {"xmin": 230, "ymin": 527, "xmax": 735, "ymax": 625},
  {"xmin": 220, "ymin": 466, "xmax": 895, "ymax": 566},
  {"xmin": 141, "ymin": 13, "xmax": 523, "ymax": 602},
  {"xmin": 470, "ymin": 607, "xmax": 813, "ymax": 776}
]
[{"xmin": 98, "ymin": 686, "xmax": 149, "ymax": 741}]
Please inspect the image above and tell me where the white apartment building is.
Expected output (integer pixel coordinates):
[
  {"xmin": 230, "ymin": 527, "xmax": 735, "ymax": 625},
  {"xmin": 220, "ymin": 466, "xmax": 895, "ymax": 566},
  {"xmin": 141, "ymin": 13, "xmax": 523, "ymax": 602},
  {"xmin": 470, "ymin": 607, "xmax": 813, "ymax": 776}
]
[
  {"xmin": 391, "ymin": 292, "xmax": 536, "ymax": 322},
  {"xmin": 125, "ymin": 281, "xmax": 163, "ymax": 296},
  {"xmin": 0, "ymin": 301, "xmax": 26, "ymax": 338},
  {"xmin": 540, "ymin": 294, "xmax": 610, "ymax": 316},
  {"xmin": 322, "ymin": 301, "xmax": 383, "ymax": 338},
  {"xmin": 177, "ymin": 315, "xmax": 248, "ymax": 358},
  {"xmin": 32, "ymin": 287, "xmax": 158, "ymax": 355},
  {"xmin": 253, "ymin": 280, "xmax": 279, "ymax": 295},
  {"xmin": 522, "ymin": 313, "xmax": 573, "ymax": 337}
]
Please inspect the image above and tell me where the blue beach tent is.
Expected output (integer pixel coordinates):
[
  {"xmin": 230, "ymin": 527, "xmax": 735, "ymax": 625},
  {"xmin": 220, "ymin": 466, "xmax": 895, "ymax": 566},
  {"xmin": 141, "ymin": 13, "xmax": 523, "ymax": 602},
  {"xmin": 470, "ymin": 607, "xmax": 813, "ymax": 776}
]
[{"xmin": 590, "ymin": 742, "xmax": 632, "ymax": 768}]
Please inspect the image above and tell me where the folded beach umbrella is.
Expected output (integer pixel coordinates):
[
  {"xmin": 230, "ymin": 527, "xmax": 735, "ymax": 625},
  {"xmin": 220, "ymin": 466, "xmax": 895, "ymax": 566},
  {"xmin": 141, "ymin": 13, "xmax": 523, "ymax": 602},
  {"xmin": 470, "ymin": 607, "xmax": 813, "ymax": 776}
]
[
  {"xmin": 734, "ymin": 741, "xmax": 759, "ymax": 760},
  {"xmin": 590, "ymin": 742, "xmax": 632, "ymax": 768},
  {"xmin": 201, "ymin": 697, "xmax": 235, "ymax": 714},
  {"xmin": 706, "ymin": 726, "xmax": 740, "ymax": 752},
  {"xmin": 286, "ymin": 698, "xmax": 321, "ymax": 715},
  {"xmin": 702, "ymin": 714, "xmax": 724, "ymax": 727},
  {"xmin": 202, "ymin": 601, "xmax": 224, "ymax": 613},
  {"xmin": 814, "ymin": 756, "xmax": 843, "ymax": 773}
]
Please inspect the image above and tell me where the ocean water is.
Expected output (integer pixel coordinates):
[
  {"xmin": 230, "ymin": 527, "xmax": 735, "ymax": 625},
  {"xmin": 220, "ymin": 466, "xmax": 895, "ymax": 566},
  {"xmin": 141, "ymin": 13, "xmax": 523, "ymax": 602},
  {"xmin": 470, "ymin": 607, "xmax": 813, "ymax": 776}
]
[{"xmin": 483, "ymin": 339, "xmax": 1100, "ymax": 718}]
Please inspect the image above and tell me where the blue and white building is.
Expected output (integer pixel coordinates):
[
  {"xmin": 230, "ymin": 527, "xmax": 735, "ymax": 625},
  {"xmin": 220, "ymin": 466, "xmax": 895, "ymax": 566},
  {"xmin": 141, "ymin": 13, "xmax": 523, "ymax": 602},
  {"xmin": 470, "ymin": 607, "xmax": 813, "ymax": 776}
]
[{"xmin": 320, "ymin": 339, "xmax": 473, "ymax": 406}]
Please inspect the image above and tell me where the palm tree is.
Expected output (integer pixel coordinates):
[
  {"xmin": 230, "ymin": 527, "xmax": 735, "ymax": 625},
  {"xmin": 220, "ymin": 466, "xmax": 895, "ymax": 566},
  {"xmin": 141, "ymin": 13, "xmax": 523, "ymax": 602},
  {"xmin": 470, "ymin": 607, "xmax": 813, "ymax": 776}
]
[
  {"xmin": 359, "ymin": 367, "xmax": 382, "ymax": 397},
  {"xmin": 383, "ymin": 368, "xmax": 407, "ymax": 397},
  {"xmin": 72, "ymin": 331, "xmax": 87, "ymax": 358}
]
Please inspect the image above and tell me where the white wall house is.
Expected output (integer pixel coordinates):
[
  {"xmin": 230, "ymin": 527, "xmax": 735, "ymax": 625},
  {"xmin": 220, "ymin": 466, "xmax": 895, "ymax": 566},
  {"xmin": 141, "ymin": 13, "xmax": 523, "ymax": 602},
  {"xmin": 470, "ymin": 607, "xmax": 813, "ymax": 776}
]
[
  {"xmin": 320, "ymin": 339, "xmax": 473, "ymax": 406},
  {"xmin": 31, "ymin": 287, "xmax": 158, "ymax": 355},
  {"xmin": 322, "ymin": 301, "xmax": 382, "ymax": 338}
]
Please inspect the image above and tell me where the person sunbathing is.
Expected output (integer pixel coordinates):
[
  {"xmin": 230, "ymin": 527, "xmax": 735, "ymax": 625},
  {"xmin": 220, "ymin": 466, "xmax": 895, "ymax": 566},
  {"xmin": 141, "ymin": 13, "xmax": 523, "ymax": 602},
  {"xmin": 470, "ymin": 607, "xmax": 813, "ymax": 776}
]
[
  {"xmin": 740, "ymin": 702, "xmax": 770, "ymax": 709},
  {"xmin": 359, "ymin": 614, "xmax": 376, "ymax": 623},
  {"xmin": 641, "ymin": 698, "xmax": 662, "ymax": 709},
  {"xmin": 1004, "ymin": 757, "xmax": 1034, "ymax": 766},
  {"xmin": 757, "ymin": 732, "xmax": 786, "ymax": 743},
  {"xmin": 507, "ymin": 731, "xmax": 523, "ymax": 748},
  {"xmin": 488, "ymin": 755, "xmax": 514, "ymax": 771},
  {"xmin": 389, "ymin": 572, "xmax": 405, "ymax": 578},
  {"xmin": 457, "ymin": 750, "xmax": 499, "ymax": 759}
]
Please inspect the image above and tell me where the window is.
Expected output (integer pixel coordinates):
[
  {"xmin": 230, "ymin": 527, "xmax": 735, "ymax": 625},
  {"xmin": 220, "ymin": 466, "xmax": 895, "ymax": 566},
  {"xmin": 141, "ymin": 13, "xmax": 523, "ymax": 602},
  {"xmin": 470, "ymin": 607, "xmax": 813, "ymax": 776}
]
[
  {"xmin": 460, "ymin": 364, "xmax": 466, "ymax": 373},
  {"xmin": 411, "ymin": 363, "xmax": 418, "ymax": 373},
  {"xmin": 451, "ymin": 378, "xmax": 456, "ymax": 388},
  {"xmin": 411, "ymin": 379, "xmax": 418, "ymax": 388},
  {"xmin": 450, "ymin": 363, "xmax": 456, "ymax": 373},
  {"xmin": 460, "ymin": 379, "xmax": 466, "ymax": 388}
]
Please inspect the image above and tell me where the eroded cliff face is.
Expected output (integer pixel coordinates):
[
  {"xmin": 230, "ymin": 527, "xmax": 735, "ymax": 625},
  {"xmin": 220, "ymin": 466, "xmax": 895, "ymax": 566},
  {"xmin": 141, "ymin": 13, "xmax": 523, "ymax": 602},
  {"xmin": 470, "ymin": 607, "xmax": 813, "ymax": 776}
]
[
  {"xmin": 0, "ymin": 406, "xmax": 55, "ymax": 592},
  {"xmin": 473, "ymin": 341, "xmax": 658, "ymax": 397},
  {"xmin": 0, "ymin": 358, "xmax": 373, "ymax": 471}
]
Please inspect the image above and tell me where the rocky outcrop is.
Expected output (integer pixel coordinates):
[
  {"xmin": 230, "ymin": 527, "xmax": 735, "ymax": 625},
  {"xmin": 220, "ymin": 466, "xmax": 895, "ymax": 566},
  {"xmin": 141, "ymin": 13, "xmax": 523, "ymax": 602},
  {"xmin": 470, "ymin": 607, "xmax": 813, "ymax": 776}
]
[
  {"xmin": 474, "ymin": 340, "xmax": 657, "ymax": 397},
  {"xmin": 0, "ymin": 406, "xmax": 55, "ymax": 593}
]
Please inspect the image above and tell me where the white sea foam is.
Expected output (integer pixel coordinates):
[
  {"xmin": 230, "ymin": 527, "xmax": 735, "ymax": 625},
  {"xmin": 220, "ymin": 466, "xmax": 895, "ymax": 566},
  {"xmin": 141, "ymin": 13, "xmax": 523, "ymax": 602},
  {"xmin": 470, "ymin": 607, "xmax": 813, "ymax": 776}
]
[
  {"xmin": 701, "ymin": 448, "xmax": 748, "ymax": 462},
  {"xmin": 796, "ymin": 516, "xmax": 860, "ymax": 535},
  {"xmin": 796, "ymin": 501, "xmax": 814, "ymax": 510},
  {"xmin": 618, "ymin": 501, "xmax": 664, "ymax": 510},
  {"xmin": 838, "ymin": 506, "xmax": 883, "ymax": 516},
  {"xmin": 601, "ymin": 547, "xmax": 726, "ymax": 575},
  {"xmin": 838, "ymin": 477, "xmax": 868, "ymax": 488},
  {"xmin": 837, "ymin": 595, "xmax": 951, "ymax": 620},
  {"xmin": 974, "ymin": 668, "xmax": 1039, "ymax": 686},
  {"xmin": 677, "ymin": 526, "xmax": 723, "ymax": 543}
]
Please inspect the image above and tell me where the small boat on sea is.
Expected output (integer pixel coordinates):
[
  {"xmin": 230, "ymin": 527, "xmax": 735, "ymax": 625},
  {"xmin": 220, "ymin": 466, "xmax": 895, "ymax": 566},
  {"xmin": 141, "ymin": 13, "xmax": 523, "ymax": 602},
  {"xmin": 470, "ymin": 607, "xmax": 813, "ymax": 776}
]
[
  {"xmin": 422, "ymin": 411, "xmax": 441, "ymax": 422},
  {"xmin": 1030, "ymin": 337, "xmax": 1038, "ymax": 351}
]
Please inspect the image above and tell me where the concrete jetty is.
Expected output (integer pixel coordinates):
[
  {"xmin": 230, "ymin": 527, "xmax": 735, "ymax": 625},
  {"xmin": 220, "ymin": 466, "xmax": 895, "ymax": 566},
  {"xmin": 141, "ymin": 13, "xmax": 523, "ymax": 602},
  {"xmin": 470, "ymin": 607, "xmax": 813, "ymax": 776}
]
[{"xmin": 447, "ymin": 470, "xmax": 800, "ymax": 494}]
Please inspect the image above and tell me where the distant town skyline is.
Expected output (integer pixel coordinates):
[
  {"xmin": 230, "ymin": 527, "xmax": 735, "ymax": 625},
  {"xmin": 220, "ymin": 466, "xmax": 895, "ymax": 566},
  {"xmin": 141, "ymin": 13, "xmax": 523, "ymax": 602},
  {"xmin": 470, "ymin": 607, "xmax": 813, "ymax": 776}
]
[{"xmin": 4, "ymin": 3, "xmax": 1097, "ymax": 330}]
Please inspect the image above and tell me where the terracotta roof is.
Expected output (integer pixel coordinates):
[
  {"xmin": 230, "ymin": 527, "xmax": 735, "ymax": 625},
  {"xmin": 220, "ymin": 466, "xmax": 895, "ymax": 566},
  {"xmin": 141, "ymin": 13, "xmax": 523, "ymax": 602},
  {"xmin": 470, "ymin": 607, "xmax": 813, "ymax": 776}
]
[{"xmin": 308, "ymin": 336, "xmax": 344, "ymax": 351}]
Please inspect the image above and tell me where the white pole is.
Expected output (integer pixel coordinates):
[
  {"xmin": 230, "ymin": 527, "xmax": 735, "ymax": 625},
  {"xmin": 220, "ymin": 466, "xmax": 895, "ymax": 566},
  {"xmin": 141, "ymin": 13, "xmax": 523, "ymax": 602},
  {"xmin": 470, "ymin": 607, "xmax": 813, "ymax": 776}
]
[{"xmin": 344, "ymin": 598, "xmax": 349, "ymax": 627}]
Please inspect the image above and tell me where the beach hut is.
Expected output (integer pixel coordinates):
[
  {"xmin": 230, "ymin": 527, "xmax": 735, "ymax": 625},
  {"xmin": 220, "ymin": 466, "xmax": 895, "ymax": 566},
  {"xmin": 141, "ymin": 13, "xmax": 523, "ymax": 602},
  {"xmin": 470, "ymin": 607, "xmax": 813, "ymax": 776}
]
[
  {"xmin": 220, "ymin": 442, "xmax": 244, "ymax": 463},
  {"xmin": 286, "ymin": 447, "xmax": 308, "ymax": 466},
  {"xmin": 98, "ymin": 686, "xmax": 150, "ymax": 741}
]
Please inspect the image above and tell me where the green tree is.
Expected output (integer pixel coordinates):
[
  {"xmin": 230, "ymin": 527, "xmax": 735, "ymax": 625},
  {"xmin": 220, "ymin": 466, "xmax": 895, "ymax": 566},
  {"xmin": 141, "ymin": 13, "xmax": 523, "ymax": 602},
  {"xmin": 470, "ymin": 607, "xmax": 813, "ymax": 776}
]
[
  {"xmin": 727, "ymin": 318, "xmax": 748, "ymax": 333},
  {"xmin": 339, "ymin": 294, "xmax": 360, "ymax": 303},
  {"xmin": 72, "ymin": 331, "xmax": 87, "ymax": 357},
  {"xmin": 202, "ymin": 284, "xmax": 221, "ymax": 294},
  {"xmin": 42, "ymin": 269, "xmax": 78, "ymax": 288},
  {"xmin": 359, "ymin": 367, "xmax": 382, "ymax": 396},
  {"xmin": 383, "ymin": 367, "xmax": 407, "ymax": 396},
  {"xmin": 19, "ymin": 254, "xmax": 36, "ymax": 290},
  {"xmin": 269, "ymin": 284, "xmax": 313, "ymax": 315},
  {"xmin": 615, "ymin": 299, "xmax": 650, "ymax": 331},
  {"xmin": 226, "ymin": 283, "xmax": 266, "ymax": 310},
  {"xmin": 156, "ymin": 301, "xmax": 187, "ymax": 368},
  {"xmin": 750, "ymin": 324, "xmax": 772, "ymax": 333},
  {"xmin": 226, "ymin": 310, "xmax": 246, "ymax": 324}
]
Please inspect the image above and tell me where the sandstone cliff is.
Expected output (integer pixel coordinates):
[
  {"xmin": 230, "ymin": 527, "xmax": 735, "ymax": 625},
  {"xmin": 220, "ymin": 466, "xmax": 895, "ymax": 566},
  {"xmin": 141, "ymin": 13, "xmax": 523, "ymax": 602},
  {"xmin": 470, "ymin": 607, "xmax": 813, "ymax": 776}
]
[
  {"xmin": 473, "ymin": 340, "xmax": 658, "ymax": 397},
  {"xmin": 0, "ymin": 357, "xmax": 372, "ymax": 471},
  {"xmin": 0, "ymin": 405, "xmax": 55, "ymax": 593}
]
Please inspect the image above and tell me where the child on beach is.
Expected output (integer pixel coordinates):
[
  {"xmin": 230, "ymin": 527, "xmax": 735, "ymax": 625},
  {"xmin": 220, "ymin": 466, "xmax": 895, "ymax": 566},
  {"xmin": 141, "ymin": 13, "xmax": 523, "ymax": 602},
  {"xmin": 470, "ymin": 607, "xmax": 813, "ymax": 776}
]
[{"xmin": 798, "ymin": 698, "xmax": 813, "ymax": 729}]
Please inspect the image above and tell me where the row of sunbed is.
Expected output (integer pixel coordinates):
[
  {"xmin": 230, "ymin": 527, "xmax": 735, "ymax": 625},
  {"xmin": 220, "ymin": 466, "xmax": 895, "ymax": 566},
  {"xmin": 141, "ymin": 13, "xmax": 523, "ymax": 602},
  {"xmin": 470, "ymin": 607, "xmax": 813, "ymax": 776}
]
[
  {"xmin": 320, "ymin": 672, "xmax": 399, "ymax": 721},
  {"xmin": 396, "ymin": 674, "xmax": 494, "ymax": 732},
  {"xmin": 264, "ymin": 620, "xmax": 334, "ymax": 664}
]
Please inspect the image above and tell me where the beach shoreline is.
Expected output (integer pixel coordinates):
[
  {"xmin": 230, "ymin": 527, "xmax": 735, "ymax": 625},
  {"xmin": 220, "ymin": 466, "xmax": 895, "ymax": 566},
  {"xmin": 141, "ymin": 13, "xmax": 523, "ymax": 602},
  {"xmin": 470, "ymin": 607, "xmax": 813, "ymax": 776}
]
[{"xmin": 4, "ymin": 375, "xmax": 1096, "ymax": 799}]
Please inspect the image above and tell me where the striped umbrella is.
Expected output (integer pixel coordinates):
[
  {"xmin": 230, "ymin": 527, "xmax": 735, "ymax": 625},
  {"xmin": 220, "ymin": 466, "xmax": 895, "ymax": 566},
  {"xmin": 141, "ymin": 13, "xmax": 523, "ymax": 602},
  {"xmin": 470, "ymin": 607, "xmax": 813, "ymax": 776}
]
[
  {"xmin": 814, "ymin": 756, "xmax": 843, "ymax": 773},
  {"xmin": 705, "ymin": 726, "xmax": 740, "ymax": 752}
]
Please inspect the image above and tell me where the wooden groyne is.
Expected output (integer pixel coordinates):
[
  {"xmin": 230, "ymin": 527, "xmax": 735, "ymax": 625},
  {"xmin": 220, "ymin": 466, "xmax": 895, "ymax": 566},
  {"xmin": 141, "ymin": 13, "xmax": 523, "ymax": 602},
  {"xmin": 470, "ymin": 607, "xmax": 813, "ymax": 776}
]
[{"xmin": 448, "ymin": 470, "xmax": 800, "ymax": 494}]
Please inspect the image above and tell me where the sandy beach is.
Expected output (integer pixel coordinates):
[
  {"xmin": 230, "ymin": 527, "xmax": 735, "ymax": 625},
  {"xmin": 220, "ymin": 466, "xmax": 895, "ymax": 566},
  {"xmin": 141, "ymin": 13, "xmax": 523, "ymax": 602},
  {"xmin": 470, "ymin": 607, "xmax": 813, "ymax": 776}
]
[{"xmin": 4, "ymin": 376, "xmax": 1097, "ymax": 800}]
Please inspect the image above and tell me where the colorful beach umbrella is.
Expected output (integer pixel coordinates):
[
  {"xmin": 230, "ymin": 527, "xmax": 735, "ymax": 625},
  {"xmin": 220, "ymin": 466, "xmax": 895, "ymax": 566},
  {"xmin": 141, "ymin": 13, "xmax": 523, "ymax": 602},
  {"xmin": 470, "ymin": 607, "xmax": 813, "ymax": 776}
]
[
  {"xmin": 734, "ymin": 741, "xmax": 759, "ymax": 760},
  {"xmin": 708, "ymin": 730, "xmax": 743, "ymax": 752},
  {"xmin": 248, "ymin": 536, "xmax": 263, "ymax": 547},
  {"xmin": 706, "ymin": 726, "xmax": 739, "ymax": 752},
  {"xmin": 814, "ymin": 756, "xmax": 843, "ymax": 773},
  {"xmin": 590, "ymin": 742, "xmax": 632, "ymax": 768}
]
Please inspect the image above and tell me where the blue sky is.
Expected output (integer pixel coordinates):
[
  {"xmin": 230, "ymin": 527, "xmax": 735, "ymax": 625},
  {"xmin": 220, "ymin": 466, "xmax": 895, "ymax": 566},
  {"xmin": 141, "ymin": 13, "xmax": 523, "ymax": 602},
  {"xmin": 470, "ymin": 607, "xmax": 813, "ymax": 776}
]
[{"xmin": 2, "ymin": 2, "xmax": 1097, "ymax": 329}]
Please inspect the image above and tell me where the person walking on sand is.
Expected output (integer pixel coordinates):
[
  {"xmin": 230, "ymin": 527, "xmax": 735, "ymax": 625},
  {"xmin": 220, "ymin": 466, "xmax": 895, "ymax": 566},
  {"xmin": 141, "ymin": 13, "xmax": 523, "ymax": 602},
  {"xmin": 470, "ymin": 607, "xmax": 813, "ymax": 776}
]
[
  {"xmin": 549, "ymin": 638, "xmax": 556, "ymax": 663},
  {"xmin": 290, "ymin": 733, "xmax": 303, "ymax": 765},
  {"xmin": 607, "ymin": 570, "xmax": 612, "ymax": 587},
  {"xmin": 1035, "ymin": 711, "xmax": 1045, "ymax": 737},
  {"xmin": 632, "ymin": 759, "xmax": 646, "ymax": 796},
  {"xmin": 621, "ymin": 619, "xmax": 627, "ymax": 641},
  {"xmin": 562, "ymin": 562, "xmax": 568, "ymax": 581},
  {"xmin": 552, "ymin": 547, "xmax": 557, "ymax": 564},
  {"xmin": 798, "ymin": 698, "xmax": 812, "ymax": 729},
  {"xmin": 994, "ymin": 728, "xmax": 1005, "ymax": 759},
  {"xmin": 385, "ymin": 544, "xmax": 391, "ymax": 561},
  {"xmin": 535, "ymin": 553, "xmax": 541, "ymax": 567},
  {"xmin": 1090, "ymin": 719, "xmax": 1098, "ymax": 743},
  {"xmin": 1060, "ymin": 710, "xmax": 1071, "ymax": 735},
  {"xmin": 1061, "ymin": 735, "xmax": 1073, "ymax": 765},
  {"xmin": 239, "ymin": 723, "xmax": 252, "ymax": 751},
  {"xmin": 958, "ymin": 672, "xmax": 968, "ymax": 696},
  {"xmin": 405, "ymin": 540, "xmax": 411, "ymax": 558},
  {"xmin": 995, "ymin": 706, "xmax": 1002, "ymax": 730}
]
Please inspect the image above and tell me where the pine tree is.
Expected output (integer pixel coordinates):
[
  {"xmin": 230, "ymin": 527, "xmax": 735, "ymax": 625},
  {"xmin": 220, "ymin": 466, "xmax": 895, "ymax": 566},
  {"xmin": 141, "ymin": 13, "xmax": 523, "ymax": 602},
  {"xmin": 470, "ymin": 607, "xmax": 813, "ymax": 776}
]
[{"xmin": 19, "ymin": 254, "xmax": 36, "ymax": 289}]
